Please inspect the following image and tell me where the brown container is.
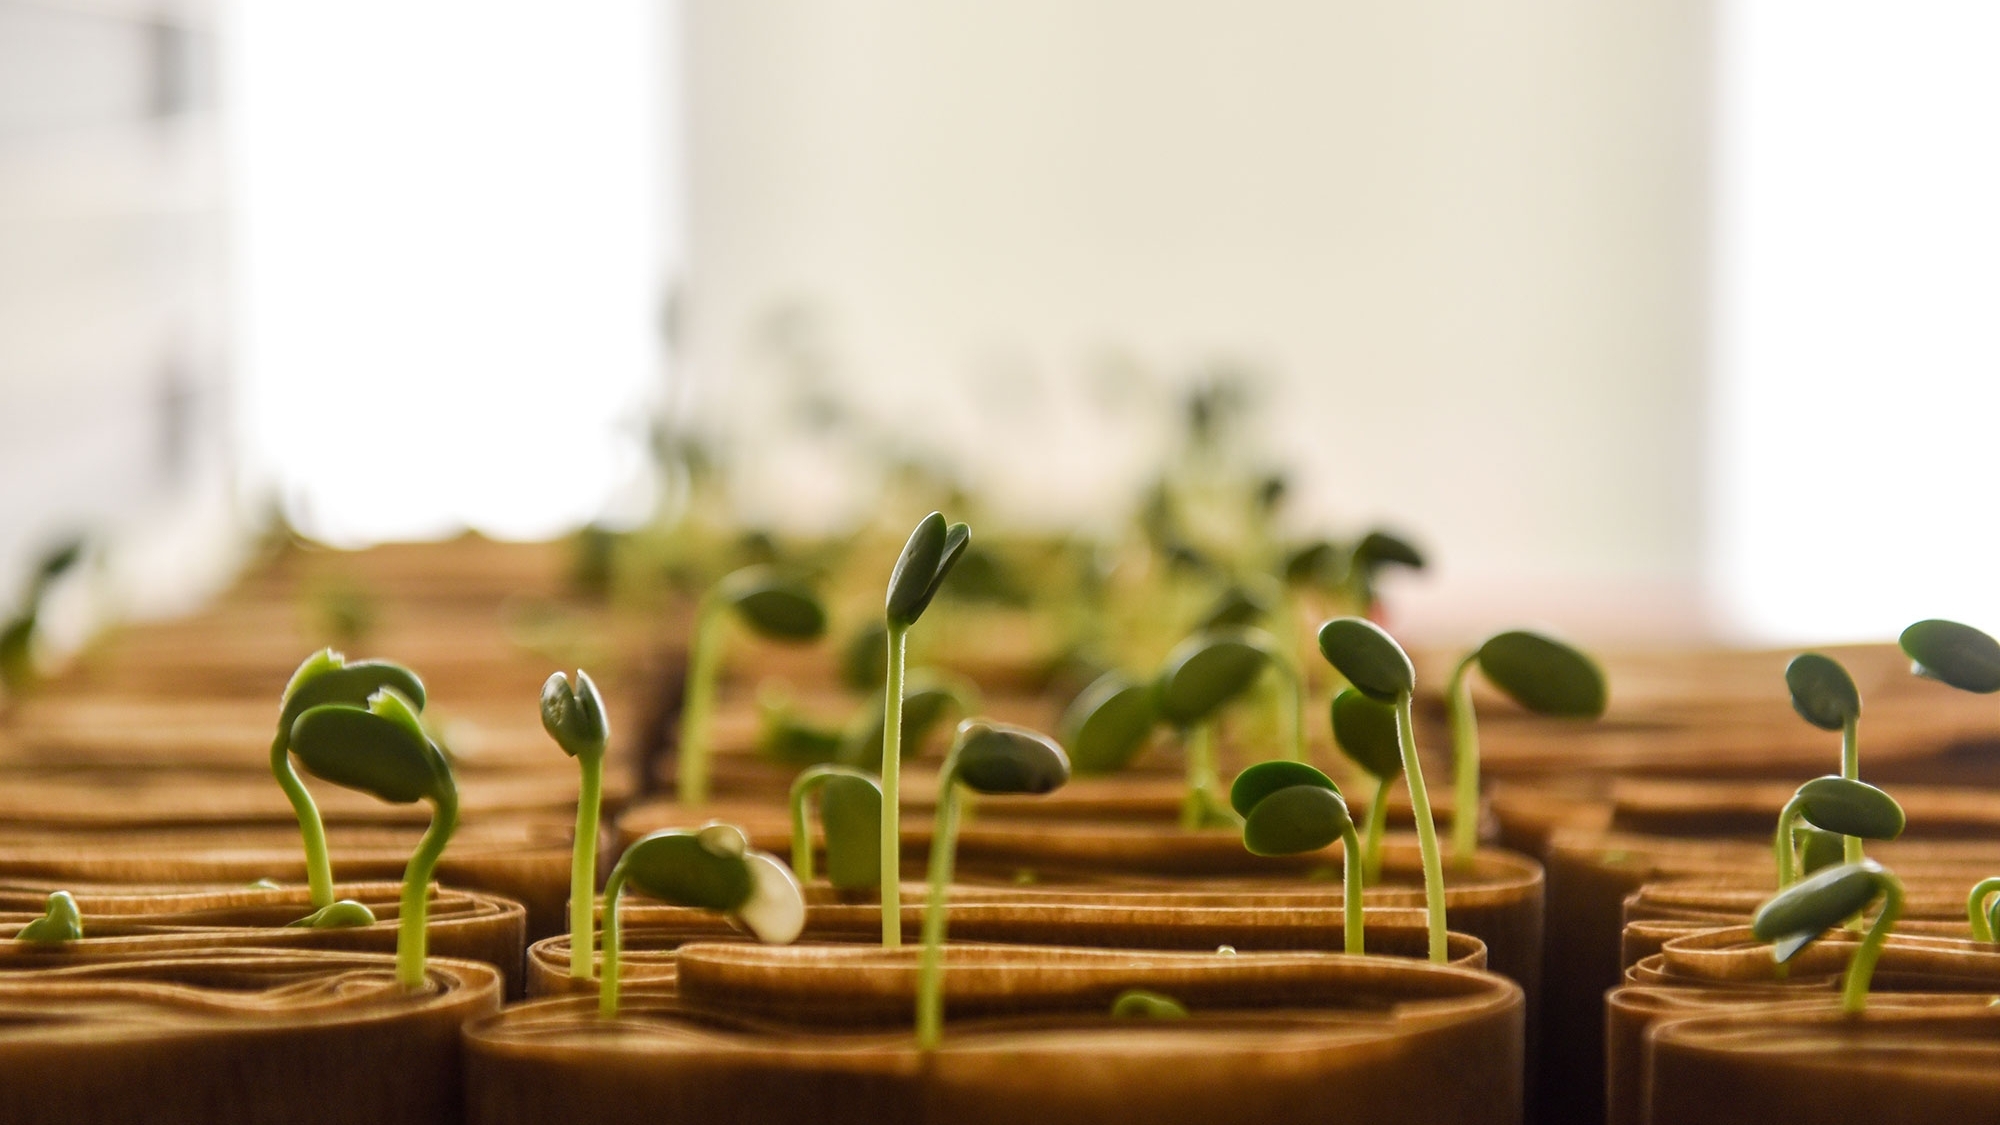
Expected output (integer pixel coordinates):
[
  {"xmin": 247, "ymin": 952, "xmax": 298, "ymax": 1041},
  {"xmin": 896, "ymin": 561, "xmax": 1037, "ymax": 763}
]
[{"xmin": 464, "ymin": 943, "xmax": 1525, "ymax": 1125}]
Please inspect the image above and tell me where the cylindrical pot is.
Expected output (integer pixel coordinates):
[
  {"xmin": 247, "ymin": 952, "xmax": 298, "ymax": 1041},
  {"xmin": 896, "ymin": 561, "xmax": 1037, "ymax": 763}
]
[
  {"xmin": 0, "ymin": 879, "xmax": 528, "ymax": 996},
  {"xmin": 0, "ymin": 948, "xmax": 501, "ymax": 1124},
  {"xmin": 465, "ymin": 943, "xmax": 1525, "ymax": 1125}
]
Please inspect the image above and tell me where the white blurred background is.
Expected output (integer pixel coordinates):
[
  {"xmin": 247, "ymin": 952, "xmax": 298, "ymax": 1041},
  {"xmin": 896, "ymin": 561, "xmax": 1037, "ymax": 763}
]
[{"xmin": 2, "ymin": 0, "xmax": 1996, "ymax": 646}]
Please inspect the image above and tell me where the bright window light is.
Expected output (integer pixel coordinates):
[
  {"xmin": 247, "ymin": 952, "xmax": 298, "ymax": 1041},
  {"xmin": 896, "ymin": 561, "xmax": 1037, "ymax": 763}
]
[
  {"xmin": 226, "ymin": 1, "xmax": 661, "ymax": 545},
  {"xmin": 1710, "ymin": 1, "xmax": 2000, "ymax": 642}
]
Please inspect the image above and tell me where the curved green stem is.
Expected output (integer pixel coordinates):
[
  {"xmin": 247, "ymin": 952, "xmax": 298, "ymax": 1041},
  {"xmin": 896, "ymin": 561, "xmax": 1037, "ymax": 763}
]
[
  {"xmin": 676, "ymin": 596, "xmax": 725, "ymax": 808},
  {"xmin": 916, "ymin": 755, "xmax": 964, "ymax": 1050},
  {"xmin": 1394, "ymin": 693, "xmax": 1448, "ymax": 963},
  {"xmin": 598, "ymin": 864, "xmax": 631, "ymax": 1018},
  {"xmin": 789, "ymin": 765, "xmax": 847, "ymax": 883},
  {"xmin": 567, "ymin": 755, "xmax": 603, "ymax": 981},
  {"xmin": 1967, "ymin": 877, "xmax": 2000, "ymax": 943},
  {"xmin": 1841, "ymin": 875, "xmax": 1903, "ymax": 1014},
  {"xmin": 1841, "ymin": 716, "xmax": 1862, "ymax": 865},
  {"xmin": 1340, "ymin": 821, "xmax": 1364, "ymax": 955},
  {"xmin": 1774, "ymin": 794, "xmax": 1804, "ymax": 889},
  {"xmin": 271, "ymin": 735, "xmax": 335, "ymax": 909},
  {"xmin": 1446, "ymin": 653, "xmax": 1480, "ymax": 870},
  {"xmin": 880, "ymin": 623, "xmax": 908, "ymax": 947},
  {"xmin": 396, "ymin": 791, "xmax": 458, "ymax": 990},
  {"xmin": 1362, "ymin": 774, "xmax": 1390, "ymax": 887}
]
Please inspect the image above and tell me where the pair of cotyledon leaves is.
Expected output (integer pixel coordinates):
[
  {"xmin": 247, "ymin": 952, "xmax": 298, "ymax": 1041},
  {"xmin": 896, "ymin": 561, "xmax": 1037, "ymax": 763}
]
[
  {"xmin": 1061, "ymin": 628, "xmax": 1280, "ymax": 774},
  {"xmin": 1753, "ymin": 858, "xmax": 1896, "ymax": 963},
  {"xmin": 1229, "ymin": 761, "xmax": 1353, "ymax": 857},
  {"xmin": 619, "ymin": 823, "xmax": 805, "ymax": 945},
  {"xmin": 280, "ymin": 650, "xmax": 451, "ymax": 807},
  {"xmin": 887, "ymin": 513, "xmax": 971, "ymax": 630},
  {"xmin": 541, "ymin": 669, "xmax": 610, "ymax": 762}
]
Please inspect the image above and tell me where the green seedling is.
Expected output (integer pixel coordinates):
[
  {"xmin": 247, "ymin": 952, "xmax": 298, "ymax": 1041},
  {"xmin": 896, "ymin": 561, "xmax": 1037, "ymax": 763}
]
[
  {"xmin": 1900, "ymin": 619, "xmax": 2000, "ymax": 694},
  {"xmin": 788, "ymin": 765, "xmax": 882, "ymax": 889},
  {"xmin": 289, "ymin": 686, "xmax": 456, "ymax": 990},
  {"xmin": 1231, "ymin": 761, "xmax": 1364, "ymax": 954},
  {"xmin": 273, "ymin": 650, "xmax": 426, "ymax": 916},
  {"xmin": 1111, "ymin": 989, "xmax": 1189, "ymax": 1019},
  {"xmin": 1316, "ymin": 617, "xmax": 1446, "ymax": 963},
  {"xmin": 1786, "ymin": 652, "xmax": 1869, "ymax": 865},
  {"xmin": 15, "ymin": 891, "xmax": 81, "ymax": 943},
  {"xmin": 1345, "ymin": 530, "xmax": 1424, "ymax": 616},
  {"xmin": 1157, "ymin": 627, "xmax": 1305, "ymax": 828},
  {"xmin": 1965, "ymin": 877, "xmax": 2000, "ymax": 943},
  {"xmin": 1331, "ymin": 688, "xmax": 1402, "ymax": 885},
  {"xmin": 288, "ymin": 900, "xmax": 376, "ymax": 929},
  {"xmin": 599, "ymin": 823, "xmax": 804, "ymax": 1018},
  {"xmin": 1444, "ymin": 631, "xmax": 1606, "ymax": 868},
  {"xmin": 1752, "ymin": 859, "xmax": 1904, "ymax": 1014},
  {"xmin": 917, "ymin": 721, "xmax": 1069, "ymax": 1049},
  {"xmin": 678, "ymin": 566, "xmax": 827, "ymax": 807},
  {"xmin": 880, "ymin": 512, "xmax": 970, "ymax": 947},
  {"xmin": 1773, "ymin": 776, "xmax": 1904, "ymax": 887},
  {"xmin": 543, "ymin": 669, "xmax": 611, "ymax": 981},
  {"xmin": 0, "ymin": 537, "xmax": 85, "ymax": 698},
  {"xmin": 1060, "ymin": 670, "xmax": 1159, "ymax": 775}
]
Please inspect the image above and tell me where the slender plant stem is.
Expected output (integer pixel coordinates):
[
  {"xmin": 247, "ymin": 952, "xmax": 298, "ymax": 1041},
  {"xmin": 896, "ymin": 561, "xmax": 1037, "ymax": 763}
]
[
  {"xmin": 880, "ymin": 624, "xmax": 908, "ymax": 947},
  {"xmin": 789, "ymin": 766, "xmax": 843, "ymax": 883},
  {"xmin": 916, "ymin": 759, "xmax": 964, "ymax": 1050},
  {"xmin": 676, "ymin": 596, "xmax": 724, "ymax": 808},
  {"xmin": 568, "ymin": 755, "xmax": 603, "ymax": 981},
  {"xmin": 1340, "ymin": 822, "xmax": 1364, "ymax": 955},
  {"xmin": 1967, "ymin": 878, "xmax": 2000, "ymax": 943},
  {"xmin": 271, "ymin": 735, "xmax": 335, "ymax": 909},
  {"xmin": 598, "ymin": 867, "xmax": 629, "ymax": 1018},
  {"xmin": 1841, "ymin": 717, "xmax": 1863, "ymax": 865},
  {"xmin": 396, "ymin": 792, "xmax": 458, "ymax": 991},
  {"xmin": 1773, "ymin": 796, "xmax": 1804, "ymax": 888},
  {"xmin": 1362, "ymin": 774, "xmax": 1390, "ymax": 886},
  {"xmin": 1180, "ymin": 724, "xmax": 1219, "ymax": 830},
  {"xmin": 1446, "ymin": 653, "xmax": 1481, "ymax": 870},
  {"xmin": 1394, "ymin": 693, "xmax": 1448, "ymax": 963},
  {"xmin": 1841, "ymin": 876, "xmax": 1903, "ymax": 1014}
]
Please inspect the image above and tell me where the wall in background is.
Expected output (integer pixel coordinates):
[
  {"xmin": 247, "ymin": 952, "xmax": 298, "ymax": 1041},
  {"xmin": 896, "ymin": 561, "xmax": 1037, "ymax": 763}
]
[{"xmin": 677, "ymin": 0, "xmax": 1716, "ymax": 645}]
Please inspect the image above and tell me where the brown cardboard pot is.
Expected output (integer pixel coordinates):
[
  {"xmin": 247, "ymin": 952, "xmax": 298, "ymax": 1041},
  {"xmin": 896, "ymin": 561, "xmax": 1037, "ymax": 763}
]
[
  {"xmin": 0, "ymin": 947, "xmax": 501, "ymax": 1124},
  {"xmin": 0, "ymin": 879, "xmax": 528, "ymax": 996},
  {"xmin": 464, "ymin": 942, "xmax": 1525, "ymax": 1125},
  {"xmin": 1618, "ymin": 878, "xmax": 1976, "ymax": 970},
  {"xmin": 522, "ymin": 901, "xmax": 1489, "ymax": 997}
]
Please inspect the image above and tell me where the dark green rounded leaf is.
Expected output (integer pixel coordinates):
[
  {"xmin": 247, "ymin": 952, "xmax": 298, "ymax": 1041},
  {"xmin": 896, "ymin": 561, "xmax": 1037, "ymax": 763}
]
[
  {"xmin": 1785, "ymin": 653, "xmax": 1860, "ymax": 731},
  {"xmin": 1110, "ymin": 989, "xmax": 1188, "ymax": 1019},
  {"xmin": 1752, "ymin": 859, "xmax": 1888, "ymax": 961},
  {"xmin": 620, "ymin": 828, "xmax": 756, "ymax": 912},
  {"xmin": 1352, "ymin": 530, "xmax": 1425, "ymax": 573},
  {"xmin": 1477, "ymin": 631, "xmax": 1608, "ymax": 718},
  {"xmin": 1242, "ymin": 784, "xmax": 1353, "ymax": 857},
  {"xmin": 952, "ymin": 721, "xmax": 1071, "ymax": 796},
  {"xmin": 721, "ymin": 568, "xmax": 827, "ymax": 642},
  {"xmin": 1060, "ymin": 672, "xmax": 1158, "ymax": 774},
  {"xmin": 1901, "ymin": 619, "xmax": 2000, "ymax": 694},
  {"xmin": 1796, "ymin": 826, "xmax": 1845, "ymax": 876},
  {"xmin": 278, "ymin": 650, "xmax": 427, "ymax": 750},
  {"xmin": 1228, "ymin": 760, "xmax": 1337, "ymax": 819},
  {"xmin": 1157, "ymin": 631, "xmax": 1272, "ymax": 727},
  {"xmin": 1796, "ymin": 776, "xmax": 1905, "ymax": 841},
  {"xmin": 818, "ymin": 771, "xmax": 882, "ymax": 891},
  {"xmin": 1331, "ymin": 688, "xmax": 1403, "ymax": 781},
  {"xmin": 289, "ymin": 692, "xmax": 449, "ymax": 806},
  {"xmin": 1195, "ymin": 585, "xmax": 1269, "ymax": 631},
  {"xmin": 1316, "ymin": 618, "xmax": 1414, "ymax": 702},
  {"xmin": 541, "ymin": 669, "xmax": 609, "ymax": 760}
]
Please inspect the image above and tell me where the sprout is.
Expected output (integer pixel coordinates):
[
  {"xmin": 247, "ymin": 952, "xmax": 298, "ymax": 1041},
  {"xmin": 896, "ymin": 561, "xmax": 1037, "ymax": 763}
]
[
  {"xmin": 288, "ymin": 900, "xmax": 377, "ymax": 929},
  {"xmin": 917, "ymin": 721, "xmax": 1069, "ymax": 1049},
  {"xmin": 1060, "ymin": 671, "xmax": 1159, "ymax": 775},
  {"xmin": 1966, "ymin": 877, "xmax": 2000, "ymax": 943},
  {"xmin": 1230, "ymin": 761, "xmax": 1363, "ymax": 954},
  {"xmin": 1331, "ymin": 688, "xmax": 1402, "ymax": 885},
  {"xmin": 678, "ymin": 566, "xmax": 827, "ymax": 807},
  {"xmin": 289, "ymin": 685, "xmax": 457, "ymax": 990},
  {"xmin": 598, "ymin": 823, "xmax": 804, "ymax": 1018},
  {"xmin": 1316, "ymin": 617, "xmax": 1446, "ymax": 963},
  {"xmin": 788, "ymin": 765, "xmax": 882, "ymax": 889},
  {"xmin": 1900, "ymin": 619, "xmax": 2000, "ymax": 694},
  {"xmin": 15, "ymin": 891, "xmax": 81, "ymax": 944},
  {"xmin": 879, "ymin": 513, "xmax": 970, "ymax": 947},
  {"xmin": 1110, "ymin": 989, "xmax": 1189, "ymax": 1019},
  {"xmin": 1752, "ymin": 859, "xmax": 1904, "ymax": 1014},
  {"xmin": 1444, "ymin": 631, "xmax": 1606, "ymax": 868},
  {"xmin": 1156, "ymin": 627, "xmax": 1305, "ymax": 828},
  {"xmin": 1345, "ymin": 530, "xmax": 1425, "ymax": 617},
  {"xmin": 1772, "ymin": 777, "xmax": 1905, "ymax": 887},
  {"xmin": 542, "ymin": 669, "xmax": 611, "ymax": 982},
  {"xmin": 273, "ymin": 650, "xmax": 425, "ymax": 916},
  {"xmin": 1785, "ymin": 652, "xmax": 1869, "ymax": 865},
  {"xmin": 0, "ymin": 536, "xmax": 84, "ymax": 699}
]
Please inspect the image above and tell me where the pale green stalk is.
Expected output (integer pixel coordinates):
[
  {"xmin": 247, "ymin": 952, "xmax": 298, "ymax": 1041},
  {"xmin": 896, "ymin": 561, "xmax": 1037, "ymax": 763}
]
[
  {"xmin": 1840, "ymin": 876, "xmax": 1903, "ymax": 1014},
  {"xmin": 916, "ymin": 753, "xmax": 965, "ymax": 1049},
  {"xmin": 880, "ymin": 624, "xmax": 908, "ymax": 946},
  {"xmin": 1340, "ymin": 821, "xmax": 1364, "ymax": 955},
  {"xmin": 396, "ymin": 790, "xmax": 458, "ymax": 990},
  {"xmin": 676, "ymin": 596, "xmax": 724, "ymax": 807},
  {"xmin": 1394, "ymin": 693, "xmax": 1448, "ymax": 963},
  {"xmin": 1362, "ymin": 774, "xmax": 1391, "ymax": 886},
  {"xmin": 272, "ymin": 735, "xmax": 335, "ymax": 909},
  {"xmin": 1445, "ymin": 653, "xmax": 1480, "ymax": 869},
  {"xmin": 567, "ymin": 756, "xmax": 603, "ymax": 981}
]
